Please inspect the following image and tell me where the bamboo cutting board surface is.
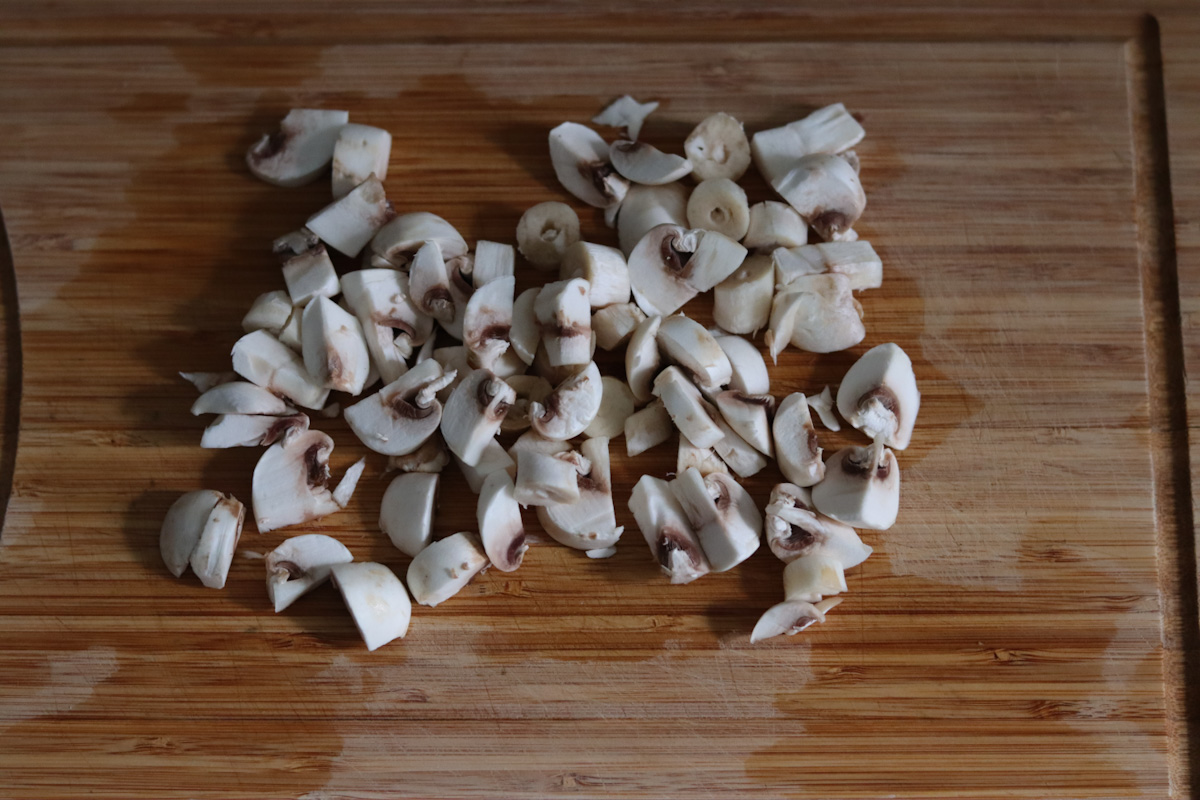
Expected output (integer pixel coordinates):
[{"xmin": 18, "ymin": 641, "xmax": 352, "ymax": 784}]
[{"xmin": 0, "ymin": 19, "xmax": 1193, "ymax": 800}]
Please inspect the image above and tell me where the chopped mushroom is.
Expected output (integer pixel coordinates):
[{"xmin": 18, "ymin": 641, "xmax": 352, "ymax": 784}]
[
  {"xmin": 771, "ymin": 153, "xmax": 865, "ymax": 241},
  {"xmin": 749, "ymin": 597, "xmax": 842, "ymax": 644},
  {"xmin": 687, "ymin": 178, "xmax": 750, "ymax": 240},
  {"xmin": 529, "ymin": 361, "xmax": 603, "ymax": 441},
  {"xmin": 750, "ymin": 103, "xmax": 864, "ymax": 188},
  {"xmin": 251, "ymin": 430, "xmax": 345, "ymax": 532},
  {"xmin": 516, "ymin": 201, "xmax": 580, "ymax": 270},
  {"xmin": 369, "ymin": 211, "xmax": 469, "ymax": 265},
  {"xmin": 624, "ymin": 314, "xmax": 662, "ymax": 403},
  {"xmin": 670, "ymin": 467, "xmax": 761, "ymax": 572},
  {"xmin": 388, "ymin": 435, "xmax": 450, "ymax": 474},
  {"xmin": 344, "ymin": 359, "xmax": 455, "ymax": 456},
  {"xmin": 535, "ymin": 278, "xmax": 591, "ymax": 367},
  {"xmin": 713, "ymin": 254, "xmax": 774, "ymax": 335},
  {"xmin": 592, "ymin": 302, "xmax": 646, "ymax": 351},
  {"xmin": 191, "ymin": 381, "xmax": 293, "ymax": 417},
  {"xmin": 766, "ymin": 274, "xmax": 865, "ymax": 360},
  {"xmin": 774, "ymin": 241, "xmax": 882, "ymax": 291},
  {"xmin": 441, "ymin": 369, "xmax": 515, "ymax": 466},
  {"xmin": 677, "ymin": 433, "xmax": 729, "ymax": 477},
  {"xmin": 301, "ymin": 296, "xmax": 371, "ymax": 395},
  {"xmin": 684, "ymin": 112, "xmax": 751, "ymax": 181},
  {"xmin": 714, "ymin": 391, "xmax": 774, "ymax": 457},
  {"xmin": 242, "ymin": 290, "xmax": 293, "ymax": 335},
  {"xmin": 836, "ymin": 343, "xmax": 919, "ymax": 450},
  {"xmin": 783, "ymin": 552, "xmax": 847, "ymax": 603},
  {"xmin": 201, "ymin": 413, "xmax": 309, "ymax": 449},
  {"xmin": 407, "ymin": 532, "xmax": 489, "ymax": 607},
  {"xmin": 625, "ymin": 400, "xmax": 672, "ymax": 457},
  {"xmin": 509, "ymin": 287, "xmax": 541, "ymax": 365},
  {"xmin": 807, "ymin": 386, "xmax": 841, "ymax": 431},
  {"xmin": 628, "ymin": 224, "xmax": 747, "ymax": 316},
  {"xmin": 500, "ymin": 375, "xmax": 553, "ymax": 433},
  {"xmin": 656, "ymin": 315, "xmax": 732, "ymax": 390},
  {"xmin": 379, "ymin": 472, "xmax": 439, "ymax": 556},
  {"xmin": 409, "ymin": 240, "xmax": 455, "ymax": 323},
  {"xmin": 616, "ymin": 182, "xmax": 689, "ymax": 256},
  {"xmin": 610, "ymin": 140, "xmax": 693, "ymax": 185},
  {"xmin": 331, "ymin": 123, "xmax": 391, "ymax": 198},
  {"xmin": 231, "ymin": 330, "xmax": 330, "ymax": 411},
  {"xmin": 179, "ymin": 371, "xmax": 238, "ymax": 393},
  {"xmin": 330, "ymin": 562, "xmax": 412, "ymax": 651},
  {"xmin": 536, "ymin": 437, "xmax": 622, "ymax": 553},
  {"xmin": 477, "ymin": 471, "xmax": 528, "ymax": 571},
  {"xmin": 306, "ymin": 175, "xmax": 395, "ymax": 257},
  {"xmin": 628, "ymin": 475, "xmax": 711, "ymax": 584},
  {"xmin": 712, "ymin": 334, "xmax": 770, "ymax": 395},
  {"xmin": 772, "ymin": 393, "xmax": 824, "ymax": 487},
  {"xmin": 455, "ymin": 439, "xmax": 517, "ymax": 493},
  {"xmin": 559, "ymin": 242, "xmax": 630, "ymax": 309},
  {"xmin": 473, "ymin": 240, "xmax": 516, "ymax": 287},
  {"xmin": 765, "ymin": 483, "xmax": 872, "ymax": 566},
  {"xmin": 514, "ymin": 448, "xmax": 584, "ymax": 506},
  {"xmin": 592, "ymin": 95, "xmax": 659, "ymax": 140},
  {"xmin": 548, "ymin": 122, "xmax": 629, "ymax": 210},
  {"xmin": 584, "ymin": 376, "xmax": 636, "ymax": 438},
  {"xmin": 743, "ymin": 201, "xmax": 808, "ymax": 253},
  {"xmin": 160, "ymin": 490, "xmax": 245, "ymax": 589},
  {"xmin": 281, "ymin": 243, "xmax": 340, "ymax": 306},
  {"xmin": 811, "ymin": 440, "xmax": 900, "ymax": 530},
  {"xmin": 266, "ymin": 534, "xmax": 353, "ymax": 612},
  {"xmin": 246, "ymin": 109, "xmax": 349, "ymax": 187},
  {"xmin": 652, "ymin": 366, "xmax": 724, "ymax": 449},
  {"xmin": 341, "ymin": 268, "xmax": 432, "ymax": 382},
  {"xmin": 463, "ymin": 274, "xmax": 514, "ymax": 370}
]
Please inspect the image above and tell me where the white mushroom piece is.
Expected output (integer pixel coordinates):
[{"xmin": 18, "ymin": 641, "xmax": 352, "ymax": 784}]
[
  {"xmin": 774, "ymin": 241, "xmax": 882, "ymax": 291},
  {"xmin": 529, "ymin": 361, "xmax": 603, "ymax": 441},
  {"xmin": 712, "ymin": 333, "xmax": 770, "ymax": 395},
  {"xmin": 628, "ymin": 475, "xmax": 710, "ymax": 584},
  {"xmin": 191, "ymin": 381, "xmax": 293, "ymax": 416},
  {"xmin": 344, "ymin": 359, "xmax": 455, "ymax": 456},
  {"xmin": 463, "ymin": 274, "xmax": 514, "ymax": 370},
  {"xmin": 160, "ymin": 489, "xmax": 246, "ymax": 589},
  {"xmin": 388, "ymin": 435, "xmax": 449, "ymax": 474},
  {"xmin": 231, "ymin": 330, "xmax": 329, "ymax": 411},
  {"xmin": 242, "ymin": 290, "xmax": 293, "ymax": 335},
  {"xmin": 477, "ymin": 471, "xmax": 528, "ymax": 572},
  {"xmin": 811, "ymin": 440, "xmax": 900, "ymax": 530},
  {"xmin": 670, "ymin": 467, "xmax": 761, "ymax": 572},
  {"xmin": 407, "ymin": 532, "xmax": 489, "ymax": 607},
  {"xmin": 548, "ymin": 121, "xmax": 629, "ymax": 210},
  {"xmin": 677, "ymin": 433, "xmax": 729, "ymax": 477},
  {"xmin": 265, "ymin": 534, "xmax": 353, "ymax": 612},
  {"xmin": 683, "ymin": 112, "xmax": 751, "ymax": 181},
  {"xmin": 454, "ymin": 439, "xmax": 516, "ymax": 493},
  {"xmin": 516, "ymin": 201, "xmax": 580, "ymax": 270},
  {"xmin": 584, "ymin": 376, "xmax": 636, "ymax": 439},
  {"xmin": 765, "ymin": 274, "xmax": 864, "ymax": 361},
  {"xmin": 616, "ymin": 182, "xmax": 688, "ymax": 256},
  {"xmin": 408, "ymin": 240, "xmax": 455, "ymax": 323},
  {"xmin": 369, "ymin": 211, "xmax": 469, "ymax": 268},
  {"xmin": 301, "ymin": 296, "xmax": 371, "ymax": 395},
  {"xmin": 331, "ymin": 458, "xmax": 366, "ymax": 508},
  {"xmin": 765, "ymin": 483, "xmax": 872, "ymax": 566},
  {"xmin": 330, "ymin": 562, "xmax": 412, "ymax": 651},
  {"xmin": 656, "ymin": 314, "xmax": 731, "ymax": 390},
  {"xmin": 743, "ymin": 201, "xmax": 808, "ymax": 253},
  {"xmin": 628, "ymin": 224, "xmax": 746, "ymax": 317},
  {"xmin": 441, "ymin": 369, "xmax": 515, "ymax": 465},
  {"xmin": 807, "ymin": 385, "xmax": 841, "ymax": 431},
  {"xmin": 559, "ymin": 242, "xmax": 630, "ymax": 309},
  {"xmin": 652, "ymin": 366, "xmax": 723, "ymax": 449},
  {"xmin": 201, "ymin": 413, "xmax": 309, "ymax": 449},
  {"xmin": 610, "ymin": 140, "xmax": 693, "ymax": 185},
  {"xmin": 472, "ymin": 240, "xmax": 515, "ymax": 287},
  {"xmin": 751, "ymin": 103, "xmax": 864, "ymax": 189},
  {"xmin": 783, "ymin": 551, "xmax": 847, "ymax": 604},
  {"xmin": 246, "ymin": 108, "xmax": 349, "ymax": 187},
  {"xmin": 535, "ymin": 278, "xmax": 591, "ymax": 367},
  {"xmin": 306, "ymin": 175, "xmax": 395, "ymax": 257},
  {"xmin": 750, "ymin": 597, "xmax": 842, "ymax": 644},
  {"xmin": 342, "ymin": 268, "xmax": 434, "ymax": 383},
  {"xmin": 771, "ymin": 153, "xmax": 865, "ymax": 241},
  {"xmin": 277, "ymin": 306, "xmax": 303, "ymax": 352},
  {"xmin": 687, "ymin": 178, "xmax": 750, "ymax": 241},
  {"xmin": 836, "ymin": 342, "xmax": 919, "ymax": 450},
  {"xmin": 592, "ymin": 302, "xmax": 646, "ymax": 351},
  {"xmin": 331, "ymin": 123, "xmax": 391, "ymax": 198},
  {"xmin": 624, "ymin": 314, "xmax": 662, "ymax": 403},
  {"xmin": 509, "ymin": 288, "xmax": 541, "ymax": 365},
  {"xmin": 772, "ymin": 392, "xmax": 824, "ymax": 487},
  {"xmin": 537, "ymin": 437, "xmax": 623, "ymax": 554},
  {"xmin": 179, "ymin": 370, "xmax": 238, "ymax": 393},
  {"xmin": 501, "ymin": 375, "xmax": 553, "ymax": 433},
  {"xmin": 592, "ymin": 95, "xmax": 659, "ymax": 140},
  {"xmin": 379, "ymin": 472, "xmax": 439, "ymax": 556},
  {"xmin": 708, "ymin": 411, "xmax": 768, "ymax": 479},
  {"xmin": 280, "ymin": 240, "xmax": 339, "ymax": 307},
  {"xmin": 251, "ymin": 430, "xmax": 354, "ymax": 532},
  {"xmin": 713, "ymin": 391, "xmax": 773, "ymax": 456},
  {"xmin": 514, "ymin": 448, "xmax": 584, "ymax": 507},
  {"xmin": 624, "ymin": 400, "xmax": 672, "ymax": 457},
  {"xmin": 713, "ymin": 254, "xmax": 774, "ymax": 335}
]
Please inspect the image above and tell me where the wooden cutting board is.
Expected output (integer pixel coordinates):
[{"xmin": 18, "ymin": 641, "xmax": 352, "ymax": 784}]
[{"xmin": 0, "ymin": 15, "xmax": 1194, "ymax": 799}]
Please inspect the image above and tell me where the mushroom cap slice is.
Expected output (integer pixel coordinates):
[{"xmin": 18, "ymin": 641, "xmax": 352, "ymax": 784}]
[
  {"xmin": 341, "ymin": 268, "xmax": 434, "ymax": 349},
  {"xmin": 536, "ymin": 437, "xmax": 622, "ymax": 551},
  {"xmin": 670, "ymin": 467, "xmax": 761, "ymax": 572},
  {"xmin": 743, "ymin": 201, "xmax": 808, "ymax": 252},
  {"xmin": 772, "ymin": 153, "xmax": 865, "ymax": 240},
  {"xmin": 407, "ymin": 532, "xmax": 489, "ymax": 607},
  {"xmin": 592, "ymin": 302, "xmax": 646, "ymax": 351},
  {"xmin": 191, "ymin": 381, "xmax": 293, "ymax": 416},
  {"xmin": 628, "ymin": 475, "xmax": 710, "ymax": 584},
  {"xmin": 246, "ymin": 109, "xmax": 348, "ymax": 188},
  {"xmin": 472, "ymin": 240, "xmax": 515, "ymax": 287},
  {"xmin": 773, "ymin": 393, "xmax": 824, "ymax": 487},
  {"xmin": 714, "ymin": 391, "xmax": 774, "ymax": 457},
  {"xmin": 656, "ymin": 315, "xmax": 732, "ymax": 390},
  {"xmin": 188, "ymin": 493, "xmax": 246, "ymax": 590},
  {"xmin": 330, "ymin": 562, "xmax": 412, "ymax": 651},
  {"xmin": 617, "ymin": 182, "xmax": 689, "ymax": 256},
  {"xmin": 610, "ymin": 140, "xmax": 693, "ymax": 185},
  {"xmin": 713, "ymin": 254, "xmax": 774, "ymax": 336},
  {"xmin": 477, "ymin": 471, "xmax": 528, "ymax": 572},
  {"xmin": 765, "ymin": 483, "xmax": 871, "ymax": 567},
  {"xmin": 514, "ymin": 449, "xmax": 583, "ymax": 507},
  {"xmin": 782, "ymin": 551, "xmax": 847, "ymax": 603},
  {"xmin": 652, "ymin": 366, "xmax": 724, "ymax": 450},
  {"xmin": 251, "ymin": 430, "xmax": 342, "ymax": 533},
  {"xmin": 559, "ymin": 242, "xmax": 630, "ymax": 309},
  {"xmin": 624, "ymin": 401, "xmax": 671, "ymax": 458},
  {"xmin": 441, "ymin": 369, "xmax": 515, "ymax": 466},
  {"xmin": 509, "ymin": 287, "xmax": 541, "ymax": 365},
  {"xmin": 584, "ymin": 376, "xmax": 636, "ymax": 439},
  {"xmin": 535, "ymin": 278, "xmax": 591, "ymax": 367},
  {"xmin": 684, "ymin": 112, "xmax": 751, "ymax": 181},
  {"xmin": 455, "ymin": 439, "xmax": 517, "ymax": 494},
  {"xmin": 548, "ymin": 121, "xmax": 629, "ymax": 209},
  {"xmin": 370, "ymin": 211, "xmax": 469, "ymax": 264},
  {"xmin": 530, "ymin": 361, "xmax": 603, "ymax": 441},
  {"xmin": 707, "ymin": 404, "xmax": 768, "ymax": 478},
  {"xmin": 305, "ymin": 175, "xmax": 395, "ymax": 257},
  {"xmin": 625, "ymin": 314, "xmax": 662, "ymax": 403},
  {"xmin": 463, "ymin": 275, "xmax": 514, "ymax": 370},
  {"xmin": 712, "ymin": 334, "xmax": 770, "ymax": 396},
  {"xmin": 301, "ymin": 295, "xmax": 371, "ymax": 395},
  {"xmin": 409, "ymin": 240, "xmax": 455, "ymax": 322},
  {"xmin": 344, "ymin": 359, "xmax": 454, "ymax": 456},
  {"xmin": 592, "ymin": 95, "xmax": 659, "ymax": 140},
  {"xmin": 160, "ymin": 490, "xmax": 224, "ymax": 578},
  {"xmin": 201, "ymin": 413, "xmax": 309, "ymax": 449},
  {"xmin": 231, "ymin": 330, "xmax": 330, "ymax": 411},
  {"xmin": 836, "ymin": 343, "xmax": 920, "ymax": 450},
  {"xmin": 266, "ymin": 534, "xmax": 353, "ymax": 612},
  {"xmin": 811, "ymin": 442, "xmax": 901, "ymax": 530},
  {"xmin": 768, "ymin": 274, "xmax": 865, "ymax": 357},
  {"xmin": 379, "ymin": 472, "xmax": 439, "ymax": 556},
  {"xmin": 750, "ymin": 597, "xmax": 841, "ymax": 644}
]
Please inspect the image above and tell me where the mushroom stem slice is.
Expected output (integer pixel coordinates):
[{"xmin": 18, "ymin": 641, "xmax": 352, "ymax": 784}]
[
  {"xmin": 743, "ymin": 201, "xmax": 808, "ymax": 253},
  {"xmin": 560, "ymin": 242, "xmax": 630, "ymax": 309},
  {"xmin": 592, "ymin": 303, "xmax": 646, "ymax": 351},
  {"xmin": 684, "ymin": 112, "xmax": 751, "ymax": 181},
  {"xmin": 687, "ymin": 178, "xmax": 750, "ymax": 240},
  {"xmin": 477, "ymin": 471, "xmax": 528, "ymax": 572},
  {"xmin": 628, "ymin": 475, "xmax": 710, "ymax": 584},
  {"xmin": 592, "ymin": 95, "xmax": 659, "ymax": 140},
  {"xmin": 514, "ymin": 449, "xmax": 583, "ymax": 507},
  {"xmin": 749, "ymin": 598, "xmax": 842, "ymax": 644},
  {"xmin": 548, "ymin": 122, "xmax": 629, "ymax": 210},
  {"xmin": 380, "ymin": 472, "xmax": 439, "ymax": 556},
  {"xmin": 246, "ymin": 109, "xmax": 348, "ymax": 187},
  {"xmin": 537, "ymin": 437, "xmax": 622, "ymax": 551},
  {"xmin": 712, "ymin": 334, "xmax": 770, "ymax": 396},
  {"xmin": 773, "ymin": 393, "xmax": 824, "ymax": 487},
  {"xmin": 473, "ymin": 240, "xmax": 516, "ymax": 287},
  {"xmin": 656, "ymin": 315, "xmax": 732, "ymax": 390},
  {"xmin": 517, "ymin": 201, "xmax": 581, "ymax": 270},
  {"xmin": 713, "ymin": 254, "xmax": 774, "ymax": 336},
  {"xmin": 201, "ymin": 413, "xmax": 310, "ymax": 449},
  {"xmin": 407, "ymin": 532, "xmax": 489, "ymax": 607},
  {"xmin": 330, "ymin": 562, "xmax": 412, "ymax": 651},
  {"xmin": 625, "ymin": 400, "xmax": 672, "ymax": 457},
  {"xmin": 766, "ymin": 483, "xmax": 872, "ymax": 567},
  {"xmin": 440, "ymin": 369, "xmax": 515, "ymax": 466},
  {"xmin": 306, "ymin": 175, "xmax": 395, "ymax": 257},
  {"xmin": 670, "ymin": 467, "xmax": 761, "ymax": 572},
  {"xmin": 625, "ymin": 314, "xmax": 662, "ymax": 403},
  {"xmin": 344, "ymin": 359, "xmax": 452, "ymax": 456},
  {"xmin": 191, "ymin": 381, "xmax": 293, "ymax": 416},
  {"xmin": 535, "ymin": 278, "xmax": 592, "ymax": 367},
  {"xmin": 529, "ymin": 361, "xmax": 603, "ymax": 441},
  {"xmin": 266, "ymin": 534, "xmax": 353, "ymax": 612},
  {"xmin": 836, "ymin": 343, "xmax": 920, "ymax": 450},
  {"xmin": 652, "ymin": 366, "xmax": 724, "ymax": 449},
  {"xmin": 811, "ymin": 441, "xmax": 901, "ymax": 530},
  {"xmin": 231, "ymin": 330, "xmax": 330, "ymax": 410},
  {"xmin": 610, "ymin": 140, "xmax": 693, "ymax": 185},
  {"xmin": 617, "ymin": 183, "xmax": 689, "ymax": 256}
]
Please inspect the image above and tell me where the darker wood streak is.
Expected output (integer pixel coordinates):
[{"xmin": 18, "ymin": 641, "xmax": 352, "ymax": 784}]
[{"xmin": 0, "ymin": 209, "xmax": 22, "ymax": 541}]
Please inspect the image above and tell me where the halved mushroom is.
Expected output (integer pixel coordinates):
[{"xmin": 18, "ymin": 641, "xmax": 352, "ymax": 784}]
[
  {"xmin": 773, "ymin": 393, "xmax": 824, "ymax": 487},
  {"xmin": 765, "ymin": 483, "xmax": 871, "ymax": 566},
  {"xmin": 592, "ymin": 95, "xmax": 659, "ymax": 140},
  {"xmin": 455, "ymin": 439, "xmax": 517, "ymax": 493},
  {"xmin": 201, "ymin": 413, "xmax": 309, "ymax": 449},
  {"xmin": 441, "ymin": 369, "xmax": 515, "ymax": 466},
  {"xmin": 774, "ymin": 241, "xmax": 882, "ymax": 291},
  {"xmin": 592, "ymin": 302, "xmax": 646, "ymax": 351},
  {"xmin": 766, "ymin": 274, "xmax": 864, "ymax": 360},
  {"xmin": 473, "ymin": 240, "xmax": 515, "ymax": 287},
  {"xmin": 160, "ymin": 489, "xmax": 244, "ymax": 588},
  {"xmin": 616, "ymin": 182, "xmax": 689, "ymax": 256},
  {"xmin": 610, "ymin": 140, "xmax": 693, "ymax": 185},
  {"xmin": 559, "ymin": 242, "xmax": 630, "ymax": 309},
  {"xmin": 407, "ymin": 532, "xmax": 489, "ymax": 607},
  {"xmin": 783, "ymin": 552, "xmax": 847, "ymax": 603},
  {"xmin": 836, "ymin": 343, "xmax": 919, "ymax": 450},
  {"xmin": 584, "ymin": 376, "xmax": 636, "ymax": 438},
  {"xmin": 477, "ymin": 470, "xmax": 528, "ymax": 572},
  {"xmin": 712, "ymin": 334, "xmax": 770, "ymax": 395},
  {"xmin": 388, "ymin": 435, "xmax": 449, "ymax": 474},
  {"xmin": 344, "ymin": 358, "xmax": 454, "ymax": 456},
  {"xmin": 281, "ymin": 243, "xmax": 340, "ymax": 306},
  {"xmin": 678, "ymin": 433, "xmax": 729, "ymax": 477},
  {"xmin": 529, "ymin": 361, "xmax": 603, "ymax": 441},
  {"xmin": 652, "ymin": 366, "xmax": 724, "ymax": 449},
  {"xmin": 811, "ymin": 440, "xmax": 900, "ymax": 530},
  {"xmin": 301, "ymin": 296, "xmax": 371, "ymax": 395},
  {"xmin": 714, "ymin": 391, "xmax": 774, "ymax": 456},
  {"xmin": 708, "ymin": 411, "xmax": 768, "ymax": 478},
  {"xmin": 687, "ymin": 178, "xmax": 750, "ymax": 241},
  {"xmin": 537, "ymin": 437, "xmax": 623, "ymax": 553},
  {"xmin": 743, "ymin": 201, "xmax": 808, "ymax": 253},
  {"xmin": 463, "ymin": 275, "xmax": 514, "ymax": 370},
  {"xmin": 191, "ymin": 381, "xmax": 293, "ymax": 416},
  {"xmin": 251, "ymin": 430, "xmax": 345, "ymax": 532},
  {"xmin": 713, "ymin": 254, "xmax": 773, "ymax": 335},
  {"xmin": 330, "ymin": 562, "xmax": 411, "ymax": 651},
  {"xmin": 625, "ymin": 314, "xmax": 662, "ymax": 403},
  {"xmin": 749, "ymin": 597, "xmax": 842, "ymax": 644},
  {"xmin": 509, "ymin": 287, "xmax": 541, "ymax": 365},
  {"xmin": 306, "ymin": 175, "xmax": 395, "ymax": 257},
  {"xmin": 516, "ymin": 201, "xmax": 581, "ymax": 270},
  {"xmin": 500, "ymin": 375, "xmax": 553, "ymax": 433},
  {"xmin": 231, "ymin": 330, "xmax": 329, "ymax": 410},
  {"xmin": 265, "ymin": 534, "xmax": 353, "ymax": 612},
  {"xmin": 246, "ymin": 109, "xmax": 348, "ymax": 187},
  {"xmin": 628, "ymin": 475, "xmax": 711, "ymax": 584},
  {"xmin": 625, "ymin": 400, "xmax": 672, "ymax": 457},
  {"xmin": 684, "ymin": 112, "xmax": 751, "ymax": 181},
  {"xmin": 242, "ymin": 290, "xmax": 293, "ymax": 335},
  {"xmin": 369, "ymin": 211, "xmax": 469, "ymax": 265},
  {"xmin": 179, "ymin": 371, "xmax": 238, "ymax": 393},
  {"xmin": 331, "ymin": 123, "xmax": 391, "ymax": 198},
  {"xmin": 535, "ymin": 278, "xmax": 591, "ymax": 367},
  {"xmin": 656, "ymin": 315, "xmax": 732, "ymax": 390},
  {"xmin": 628, "ymin": 224, "xmax": 747, "ymax": 317},
  {"xmin": 379, "ymin": 472, "xmax": 439, "ymax": 556},
  {"xmin": 670, "ymin": 467, "xmax": 761, "ymax": 572},
  {"xmin": 514, "ymin": 448, "xmax": 584, "ymax": 506},
  {"xmin": 807, "ymin": 385, "xmax": 841, "ymax": 431},
  {"xmin": 409, "ymin": 240, "xmax": 454, "ymax": 322},
  {"xmin": 751, "ymin": 103, "xmax": 864, "ymax": 188},
  {"xmin": 548, "ymin": 121, "xmax": 629, "ymax": 210},
  {"xmin": 772, "ymin": 154, "xmax": 865, "ymax": 241}
]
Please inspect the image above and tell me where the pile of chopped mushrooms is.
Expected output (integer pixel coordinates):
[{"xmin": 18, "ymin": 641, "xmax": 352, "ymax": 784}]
[{"xmin": 163, "ymin": 97, "xmax": 919, "ymax": 650}]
